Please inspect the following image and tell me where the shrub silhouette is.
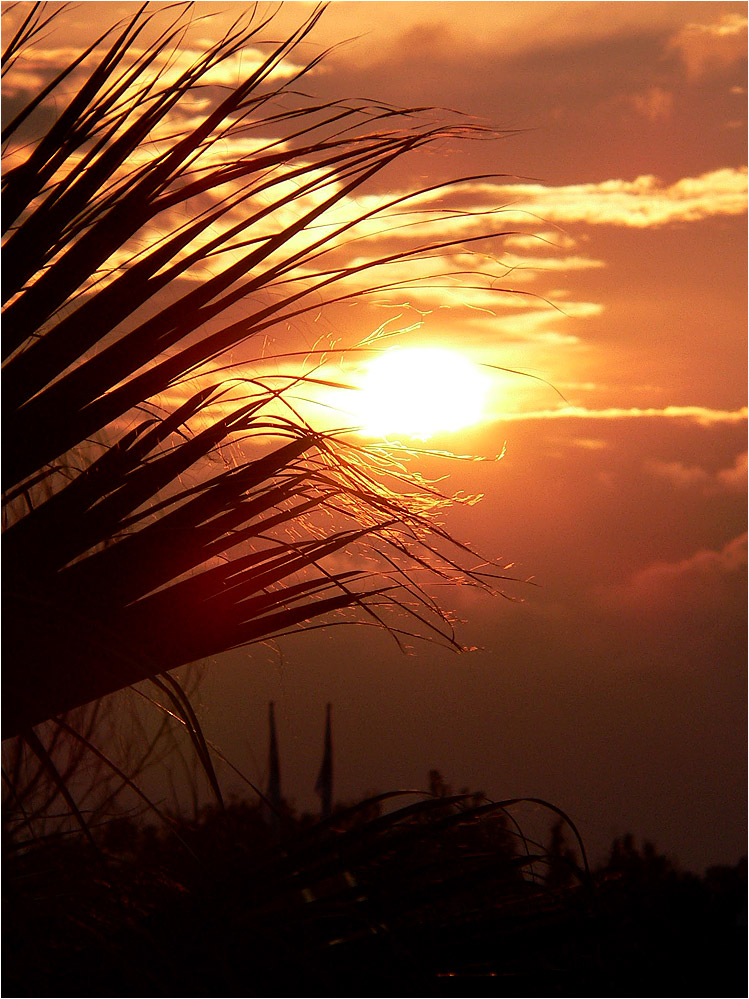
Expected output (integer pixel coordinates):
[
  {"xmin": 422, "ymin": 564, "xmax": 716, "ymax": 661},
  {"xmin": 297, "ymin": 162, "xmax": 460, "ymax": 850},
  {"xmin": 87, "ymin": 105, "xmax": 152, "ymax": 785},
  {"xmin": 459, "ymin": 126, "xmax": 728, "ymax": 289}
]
[{"xmin": 4, "ymin": 781, "xmax": 596, "ymax": 992}]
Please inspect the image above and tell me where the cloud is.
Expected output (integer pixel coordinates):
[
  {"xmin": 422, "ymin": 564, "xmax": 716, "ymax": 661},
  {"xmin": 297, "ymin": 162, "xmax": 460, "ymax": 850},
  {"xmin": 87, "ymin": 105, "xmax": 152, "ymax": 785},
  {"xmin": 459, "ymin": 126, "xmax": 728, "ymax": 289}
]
[
  {"xmin": 602, "ymin": 533, "xmax": 747, "ymax": 619},
  {"xmin": 418, "ymin": 301, "xmax": 602, "ymax": 351},
  {"xmin": 646, "ymin": 459, "xmax": 712, "ymax": 489},
  {"xmin": 503, "ymin": 232, "xmax": 579, "ymax": 251},
  {"xmin": 2, "ymin": 39, "xmax": 305, "ymax": 101},
  {"xmin": 632, "ymin": 86, "xmax": 674, "ymax": 121},
  {"xmin": 313, "ymin": 2, "xmax": 741, "ymax": 70},
  {"xmin": 449, "ymin": 169, "xmax": 748, "ymax": 229},
  {"xmin": 668, "ymin": 13, "xmax": 748, "ymax": 79},
  {"xmin": 646, "ymin": 452, "xmax": 747, "ymax": 493},
  {"xmin": 620, "ymin": 86, "xmax": 675, "ymax": 122},
  {"xmin": 495, "ymin": 406, "xmax": 748, "ymax": 425},
  {"xmin": 494, "ymin": 253, "xmax": 606, "ymax": 279},
  {"xmin": 570, "ymin": 437, "xmax": 610, "ymax": 451},
  {"xmin": 717, "ymin": 451, "xmax": 749, "ymax": 490}
]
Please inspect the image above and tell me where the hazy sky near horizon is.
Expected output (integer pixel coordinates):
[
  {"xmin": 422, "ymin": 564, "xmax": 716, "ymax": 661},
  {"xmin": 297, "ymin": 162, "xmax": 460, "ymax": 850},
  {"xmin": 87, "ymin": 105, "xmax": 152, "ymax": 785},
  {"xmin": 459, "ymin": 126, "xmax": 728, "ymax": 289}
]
[{"xmin": 3, "ymin": 1, "xmax": 746, "ymax": 872}]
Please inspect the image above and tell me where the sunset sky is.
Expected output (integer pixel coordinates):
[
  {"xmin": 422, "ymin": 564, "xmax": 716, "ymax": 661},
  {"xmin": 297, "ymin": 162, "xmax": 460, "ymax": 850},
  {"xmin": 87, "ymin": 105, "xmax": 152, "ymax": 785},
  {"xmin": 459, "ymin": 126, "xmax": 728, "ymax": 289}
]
[{"xmin": 3, "ymin": 1, "xmax": 746, "ymax": 873}]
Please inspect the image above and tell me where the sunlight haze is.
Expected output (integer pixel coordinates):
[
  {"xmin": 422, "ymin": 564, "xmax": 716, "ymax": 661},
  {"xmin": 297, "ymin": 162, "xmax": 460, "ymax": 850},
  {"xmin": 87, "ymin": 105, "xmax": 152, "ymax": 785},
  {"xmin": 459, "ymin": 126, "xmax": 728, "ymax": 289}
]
[{"xmin": 351, "ymin": 347, "xmax": 491, "ymax": 439}]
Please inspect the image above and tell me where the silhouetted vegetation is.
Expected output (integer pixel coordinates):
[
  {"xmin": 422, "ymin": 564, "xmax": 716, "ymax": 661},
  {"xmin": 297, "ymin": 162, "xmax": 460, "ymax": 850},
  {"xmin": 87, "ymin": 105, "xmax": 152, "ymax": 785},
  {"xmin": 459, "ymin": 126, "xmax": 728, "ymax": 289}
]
[
  {"xmin": 4, "ymin": 782, "xmax": 746, "ymax": 995},
  {"xmin": 3, "ymin": 6, "xmax": 745, "ymax": 995},
  {"xmin": 3, "ymin": 0, "xmax": 525, "ymax": 747}
]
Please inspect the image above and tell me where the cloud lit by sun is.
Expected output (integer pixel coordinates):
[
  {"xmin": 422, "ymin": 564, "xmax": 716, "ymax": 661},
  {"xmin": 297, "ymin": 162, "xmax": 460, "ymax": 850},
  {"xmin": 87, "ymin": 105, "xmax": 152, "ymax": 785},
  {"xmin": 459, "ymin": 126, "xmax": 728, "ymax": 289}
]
[{"xmin": 350, "ymin": 347, "xmax": 491, "ymax": 440}]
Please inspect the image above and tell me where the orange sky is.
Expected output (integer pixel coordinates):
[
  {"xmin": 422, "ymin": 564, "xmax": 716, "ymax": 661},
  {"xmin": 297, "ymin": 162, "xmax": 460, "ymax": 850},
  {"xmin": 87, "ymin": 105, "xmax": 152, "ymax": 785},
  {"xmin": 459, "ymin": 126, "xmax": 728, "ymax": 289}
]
[{"xmin": 3, "ymin": 1, "xmax": 746, "ymax": 872}]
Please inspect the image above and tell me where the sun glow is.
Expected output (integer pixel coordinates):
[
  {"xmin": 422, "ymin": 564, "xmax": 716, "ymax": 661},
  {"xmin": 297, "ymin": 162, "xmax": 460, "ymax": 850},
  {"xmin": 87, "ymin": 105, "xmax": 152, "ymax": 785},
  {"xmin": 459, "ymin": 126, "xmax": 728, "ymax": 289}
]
[{"xmin": 352, "ymin": 347, "xmax": 490, "ymax": 440}]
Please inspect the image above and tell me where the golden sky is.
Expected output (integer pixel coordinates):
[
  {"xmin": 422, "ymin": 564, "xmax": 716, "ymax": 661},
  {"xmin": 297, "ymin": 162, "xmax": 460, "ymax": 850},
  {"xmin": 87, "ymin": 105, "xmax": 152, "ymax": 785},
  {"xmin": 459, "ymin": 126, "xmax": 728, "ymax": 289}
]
[{"xmin": 3, "ymin": 1, "xmax": 746, "ymax": 872}]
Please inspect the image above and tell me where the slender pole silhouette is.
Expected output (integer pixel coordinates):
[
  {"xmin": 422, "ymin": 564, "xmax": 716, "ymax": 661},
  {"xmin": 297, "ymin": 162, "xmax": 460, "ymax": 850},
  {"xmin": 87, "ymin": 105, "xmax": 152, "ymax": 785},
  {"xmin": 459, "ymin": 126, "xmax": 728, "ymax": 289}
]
[
  {"xmin": 315, "ymin": 703, "xmax": 333, "ymax": 819},
  {"xmin": 267, "ymin": 701, "xmax": 282, "ymax": 810},
  {"xmin": 265, "ymin": 701, "xmax": 283, "ymax": 837}
]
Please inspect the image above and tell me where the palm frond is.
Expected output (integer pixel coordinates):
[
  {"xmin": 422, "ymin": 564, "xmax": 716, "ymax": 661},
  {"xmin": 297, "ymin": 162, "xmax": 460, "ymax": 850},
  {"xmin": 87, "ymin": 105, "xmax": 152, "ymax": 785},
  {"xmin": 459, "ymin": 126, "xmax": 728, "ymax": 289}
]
[{"xmin": 2, "ymin": 2, "xmax": 525, "ymax": 741}]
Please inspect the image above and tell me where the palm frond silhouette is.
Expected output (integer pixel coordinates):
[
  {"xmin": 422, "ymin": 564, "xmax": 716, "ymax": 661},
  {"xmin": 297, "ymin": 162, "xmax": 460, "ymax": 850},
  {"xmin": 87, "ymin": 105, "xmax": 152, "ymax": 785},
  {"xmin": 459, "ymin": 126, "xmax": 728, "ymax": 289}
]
[{"xmin": 2, "ymin": 2, "xmax": 521, "ymax": 740}]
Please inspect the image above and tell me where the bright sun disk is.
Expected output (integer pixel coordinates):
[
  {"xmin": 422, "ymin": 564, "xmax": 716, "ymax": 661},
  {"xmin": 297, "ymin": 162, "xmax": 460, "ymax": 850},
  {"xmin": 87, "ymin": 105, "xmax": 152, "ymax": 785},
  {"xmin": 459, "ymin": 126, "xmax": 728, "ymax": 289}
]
[{"xmin": 353, "ymin": 347, "xmax": 490, "ymax": 440}]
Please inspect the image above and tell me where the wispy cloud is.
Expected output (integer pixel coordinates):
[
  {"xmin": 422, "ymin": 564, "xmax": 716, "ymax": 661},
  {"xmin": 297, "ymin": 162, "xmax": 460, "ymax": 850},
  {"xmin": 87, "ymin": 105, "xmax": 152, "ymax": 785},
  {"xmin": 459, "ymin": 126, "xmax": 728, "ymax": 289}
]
[
  {"xmin": 602, "ymin": 532, "xmax": 747, "ymax": 618},
  {"xmin": 451, "ymin": 169, "xmax": 748, "ymax": 229},
  {"xmin": 668, "ymin": 13, "xmax": 749, "ymax": 78},
  {"xmin": 646, "ymin": 452, "xmax": 747, "ymax": 493},
  {"xmin": 503, "ymin": 232, "xmax": 579, "ymax": 251},
  {"xmin": 1, "ymin": 41, "xmax": 305, "ymax": 100},
  {"xmin": 601, "ymin": 86, "xmax": 676, "ymax": 123},
  {"xmin": 489, "ymin": 253, "xmax": 606, "ymax": 281},
  {"xmin": 628, "ymin": 86, "xmax": 674, "ymax": 122},
  {"xmin": 495, "ymin": 405, "xmax": 748, "ymax": 425}
]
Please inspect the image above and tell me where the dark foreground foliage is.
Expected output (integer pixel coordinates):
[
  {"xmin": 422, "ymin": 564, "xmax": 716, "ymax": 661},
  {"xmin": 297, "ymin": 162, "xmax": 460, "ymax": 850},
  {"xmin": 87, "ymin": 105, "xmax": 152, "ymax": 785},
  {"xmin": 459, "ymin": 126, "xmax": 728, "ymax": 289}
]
[
  {"xmin": 4, "ymin": 792, "xmax": 746, "ymax": 996},
  {"xmin": 2, "ymin": 0, "xmax": 526, "ymax": 740}
]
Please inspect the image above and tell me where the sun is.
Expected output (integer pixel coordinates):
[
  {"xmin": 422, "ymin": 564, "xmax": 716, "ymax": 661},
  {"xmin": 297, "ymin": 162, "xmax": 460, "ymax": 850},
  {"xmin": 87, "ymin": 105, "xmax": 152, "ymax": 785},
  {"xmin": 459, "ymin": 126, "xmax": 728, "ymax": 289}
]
[{"xmin": 351, "ymin": 347, "xmax": 490, "ymax": 440}]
